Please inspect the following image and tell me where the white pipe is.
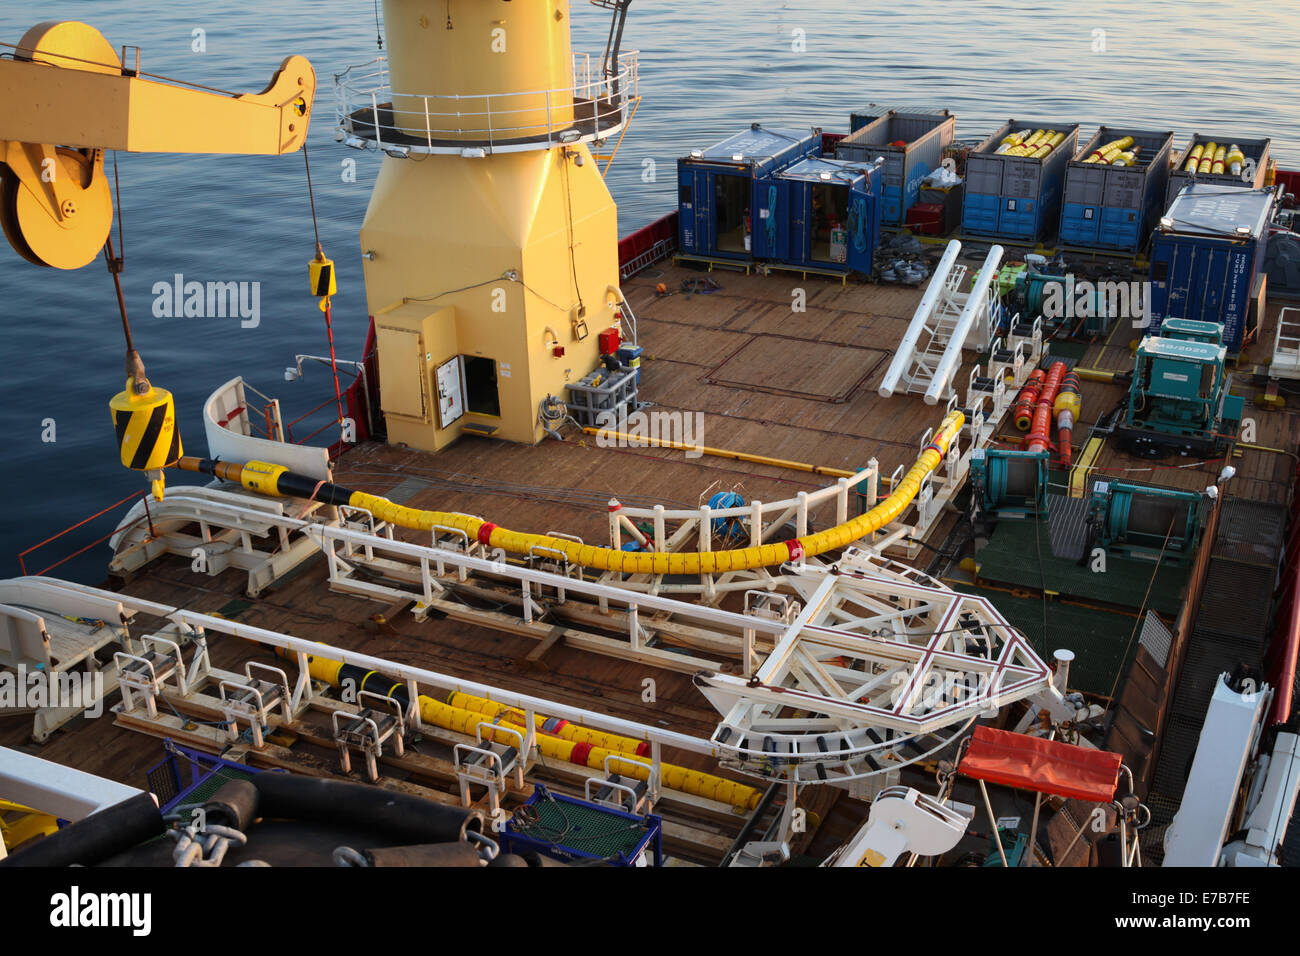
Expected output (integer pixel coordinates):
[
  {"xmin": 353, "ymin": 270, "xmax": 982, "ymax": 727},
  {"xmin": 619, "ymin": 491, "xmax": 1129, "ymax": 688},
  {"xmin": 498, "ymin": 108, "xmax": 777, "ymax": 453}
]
[
  {"xmin": 924, "ymin": 244, "xmax": 1003, "ymax": 406},
  {"xmin": 14, "ymin": 573, "xmax": 757, "ymax": 756},
  {"xmin": 0, "ymin": 748, "xmax": 144, "ymax": 822},
  {"xmin": 879, "ymin": 240, "xmax": 962, "ymax": 398}
]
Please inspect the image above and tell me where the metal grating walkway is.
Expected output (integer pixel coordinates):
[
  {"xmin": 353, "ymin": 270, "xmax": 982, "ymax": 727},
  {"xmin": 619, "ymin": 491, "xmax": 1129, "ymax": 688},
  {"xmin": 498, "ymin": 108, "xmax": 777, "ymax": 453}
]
[
  {"xmin": 1047, "ymin": 493, "xmax": 1090, "ymax": 561},
  {"xmin": 1139, "ymin": 611, "xmax": 1173, "ymax": 669}
]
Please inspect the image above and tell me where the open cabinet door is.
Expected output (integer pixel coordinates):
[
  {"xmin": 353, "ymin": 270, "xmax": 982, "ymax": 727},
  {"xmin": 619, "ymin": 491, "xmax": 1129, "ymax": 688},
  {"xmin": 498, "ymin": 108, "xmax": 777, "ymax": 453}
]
[{"xmin": 435, "ymin": 357, "xmax": 465, "ymax": 429}]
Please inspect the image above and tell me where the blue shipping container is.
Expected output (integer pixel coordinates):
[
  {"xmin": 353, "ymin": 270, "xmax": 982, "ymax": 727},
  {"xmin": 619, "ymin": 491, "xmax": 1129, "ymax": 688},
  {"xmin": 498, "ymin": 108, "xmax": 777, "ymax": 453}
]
[
  {"xmin": 677, "ymin": 124, "xmax": 822, "ymax": 262},
  {"xmin": 835, "ymin": 110, "xmax": 955, "ymax": 225},
  {"xmin": 1060, "ymin": 126, "xmax": 1174, "ymax": 252},
  {"xmin": 754, "ymin": 157, "xmax": 882, "ymax": 274},
  {"xmin": 1149, "ymin": 185, "xmax": 1274, "ymax": 351},
  {"xmin": 963, "ymin": 120, "xmax": 1080, "ymax": 242}
]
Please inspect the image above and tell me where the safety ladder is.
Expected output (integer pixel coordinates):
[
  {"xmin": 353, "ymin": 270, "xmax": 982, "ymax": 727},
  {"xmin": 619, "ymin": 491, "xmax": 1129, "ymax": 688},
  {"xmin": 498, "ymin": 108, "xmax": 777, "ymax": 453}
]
[
  {"xmin": 1272, "ymin": 306, "xmax": 1300, "ymax": 380},
  {"xmin": 896, "ymin": 262, "xmax": 970, "ymax": 396}
]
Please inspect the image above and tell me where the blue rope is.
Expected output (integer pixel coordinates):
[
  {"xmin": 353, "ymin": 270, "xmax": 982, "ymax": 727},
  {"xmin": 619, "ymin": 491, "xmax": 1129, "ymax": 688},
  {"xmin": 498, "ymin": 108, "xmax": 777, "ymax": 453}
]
[
  {"xmin": 849, "ymin": 196, "xmax": 868, "ymax": 253},
  {"xmin": 766, "ymin": 185, "xmax": 777, "ymax": 250}
]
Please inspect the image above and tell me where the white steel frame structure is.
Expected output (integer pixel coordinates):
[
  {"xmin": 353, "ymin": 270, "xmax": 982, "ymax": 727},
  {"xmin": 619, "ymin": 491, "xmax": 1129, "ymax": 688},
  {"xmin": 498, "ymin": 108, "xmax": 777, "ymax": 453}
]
[{"xmin": 695, "ymin": 550, "xmax": 1059, "ymax": 784}]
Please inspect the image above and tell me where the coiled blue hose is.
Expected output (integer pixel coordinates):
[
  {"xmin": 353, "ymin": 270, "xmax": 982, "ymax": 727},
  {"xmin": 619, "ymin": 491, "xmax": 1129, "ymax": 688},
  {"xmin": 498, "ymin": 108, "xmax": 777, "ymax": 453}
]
[{"xmin": 708, "ymin": 491, "xmax": 748, "ymax": 541}]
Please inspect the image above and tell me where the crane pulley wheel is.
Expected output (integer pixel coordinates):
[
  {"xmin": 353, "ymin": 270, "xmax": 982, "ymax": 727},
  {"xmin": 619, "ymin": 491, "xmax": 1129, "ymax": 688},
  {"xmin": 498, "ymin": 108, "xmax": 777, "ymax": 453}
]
[{"xmin": 0, "ymin": 146, "xmax": 112, "ymax": 269}]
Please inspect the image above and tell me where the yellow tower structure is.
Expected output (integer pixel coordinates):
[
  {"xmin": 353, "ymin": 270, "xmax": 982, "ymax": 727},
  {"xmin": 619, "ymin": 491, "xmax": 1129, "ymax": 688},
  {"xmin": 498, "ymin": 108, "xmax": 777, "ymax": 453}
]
[{"xmin": 344, "ymin": 0, "xmax": 635, "ymax": 451}]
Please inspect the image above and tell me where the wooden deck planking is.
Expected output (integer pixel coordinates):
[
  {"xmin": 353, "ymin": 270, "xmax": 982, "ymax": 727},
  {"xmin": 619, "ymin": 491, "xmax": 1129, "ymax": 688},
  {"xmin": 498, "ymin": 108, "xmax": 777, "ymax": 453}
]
[{"xmin": 8, "ymin": 258, "xmax": 1300, "ymax": 852}]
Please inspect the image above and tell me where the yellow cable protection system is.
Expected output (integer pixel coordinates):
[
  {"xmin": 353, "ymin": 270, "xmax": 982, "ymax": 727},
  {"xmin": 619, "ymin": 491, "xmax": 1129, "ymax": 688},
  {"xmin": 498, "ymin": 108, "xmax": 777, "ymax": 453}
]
[
  {"xmin": 280, "ymin": 649, "xmax": 763, "ymax": 810},
  {"xmin": 177, "ymin": 409, "xmax": 964, "ymax": 576}
]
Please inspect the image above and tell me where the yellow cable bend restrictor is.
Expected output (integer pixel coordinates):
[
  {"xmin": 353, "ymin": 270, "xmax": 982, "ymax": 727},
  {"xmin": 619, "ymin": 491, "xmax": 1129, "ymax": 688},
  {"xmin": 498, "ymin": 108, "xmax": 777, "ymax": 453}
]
[{"xmin": 343, "ymin": 410, "xmax": 964, "ymax": 575}]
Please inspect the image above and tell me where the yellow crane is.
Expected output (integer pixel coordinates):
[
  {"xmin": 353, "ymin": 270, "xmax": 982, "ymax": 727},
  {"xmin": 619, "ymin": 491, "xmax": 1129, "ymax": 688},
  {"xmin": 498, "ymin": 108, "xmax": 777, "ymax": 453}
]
[
  {"xmin": 0, "ymin": 19, "xmax": 317, "ymax": 499},
  {"xmin": 0, "ymin": 19, "xmax": 315, "ymax": 270}
]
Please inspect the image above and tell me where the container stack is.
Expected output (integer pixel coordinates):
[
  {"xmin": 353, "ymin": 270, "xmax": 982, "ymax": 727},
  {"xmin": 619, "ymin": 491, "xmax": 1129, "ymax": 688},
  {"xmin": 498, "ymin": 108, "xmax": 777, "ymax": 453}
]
[
  {"xmin": 676, "ymin": 124, "xmax": 822, "ymax": 264},
  {"xmin": 1060, "ymin": 126, "xmax": 1174, "ymax": 252}
]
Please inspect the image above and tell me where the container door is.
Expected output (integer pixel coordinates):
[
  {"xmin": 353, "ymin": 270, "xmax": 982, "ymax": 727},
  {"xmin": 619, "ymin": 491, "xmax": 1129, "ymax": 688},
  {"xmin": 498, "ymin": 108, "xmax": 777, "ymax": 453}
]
[
  {"xmin": 963, "ymin": 155, "xmax": 1003, "ymax": 234},
  {"xmin": 677, "ymin": 165, "xmax": 711, "ymax": 256},
  {"xmin": 1153, "ymin": 240, "xmax": 1234, "ymax": 339},
  {"xmin": 998, "ymin": 196, "xmax": 1038, "ymax": 240},
  {"xmin": 1061, "ymin": 163, "xmax": 1104, "ymax": 246},
  {"xmin": 1099, "ymin": 207, "xmax": 1141, "ymax": 251},
  {"xmin": 1060, "ymin": 203, "xmax": 1100, "ymax": 246},
  {"xmin": 710, "ymin": 172, "xmax": 753, "ymax": 259},
  {"xmin": 754, "ymin": 179, "xmax": 786, "ymax": 260},
  {"xmin": 846, "ymin": 180, "xmax": 877, "ymax": 274},
  {"xmin": 788, "ymin": 182, "xmax": 811, "ymax": 266},
  {"xmin": 880, "ymin": 153, "xmax": 904, "ymax": 225}
]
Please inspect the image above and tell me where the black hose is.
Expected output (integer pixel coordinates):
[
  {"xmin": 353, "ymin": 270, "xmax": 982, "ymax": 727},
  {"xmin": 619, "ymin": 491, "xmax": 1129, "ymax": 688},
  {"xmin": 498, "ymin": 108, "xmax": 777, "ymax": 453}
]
[
  {"xmin": 252, "ymin": 774, "xmax": 482, "ymax": 843},
  {"xmin": 0, "ymin": 792, "xmax": 164, "ymax": 867},
  {"xmin": 363, "ymin": 842, "xmax": 485, "ymax": 867},
  {"xmin": 203, "ymin": 779, "xmax": 258, "ymax": 831}
]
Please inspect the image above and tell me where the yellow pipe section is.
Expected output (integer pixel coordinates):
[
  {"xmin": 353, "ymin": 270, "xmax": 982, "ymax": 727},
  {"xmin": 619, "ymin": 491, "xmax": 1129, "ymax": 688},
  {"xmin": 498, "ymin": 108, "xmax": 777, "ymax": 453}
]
[
  {"xmin": 447, "ymin": 690, "xmax": 651, "ymax": 758},
  {"xmin": 294, "ymin": 652, "xmax": 761, "ymax": 810},
  {"xmin": 1073, "ymin": 367, "xmax": 1116, "ymax": 383},
  {"xmin": 204, "ymin": 409, "xmax": 962, "ymax": 575},
  {"xmin": 1240, "ymin": 442, "xmax": 1300, "ymax": 462},
  {"xmin": 345, "ymin": 410, "xmax": 964, "ymax": 576}
]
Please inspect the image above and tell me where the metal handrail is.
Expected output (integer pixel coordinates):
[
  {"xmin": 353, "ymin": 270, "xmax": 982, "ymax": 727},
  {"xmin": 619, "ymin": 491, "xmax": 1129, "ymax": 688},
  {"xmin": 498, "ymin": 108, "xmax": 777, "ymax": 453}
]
[{"xmin": 334, "ymin": 51, "xmax": 638, "ymax": 150}]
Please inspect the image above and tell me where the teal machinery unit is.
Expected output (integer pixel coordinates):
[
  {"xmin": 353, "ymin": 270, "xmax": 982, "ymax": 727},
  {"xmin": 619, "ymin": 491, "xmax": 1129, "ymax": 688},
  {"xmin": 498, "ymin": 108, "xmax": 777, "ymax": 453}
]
[
  {"xmin": 1015, "ymin": 270, "xmax": 1119, "ymax": 338},
  {"xmin": 1157, "ymin": 317, "xmax": 1223, "ymax": 346},
  {"xmin": 970, "ymin": 448, "xmax": 1049, "ymax": 524},
  {"xmin": 1114, "ymin": 331, "xmax": 1244, "ymax": 457},
  {"xmin": 1084, "ymin": 480, "xmax": 1204, "ymax": 564}
]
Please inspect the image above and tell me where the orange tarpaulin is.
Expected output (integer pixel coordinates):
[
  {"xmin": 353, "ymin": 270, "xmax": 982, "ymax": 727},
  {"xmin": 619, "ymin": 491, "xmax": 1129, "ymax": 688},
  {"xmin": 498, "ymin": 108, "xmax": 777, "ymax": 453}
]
[{"xmin": 958, "ymin": 726, "xmax": 1123, "ymax": 803}]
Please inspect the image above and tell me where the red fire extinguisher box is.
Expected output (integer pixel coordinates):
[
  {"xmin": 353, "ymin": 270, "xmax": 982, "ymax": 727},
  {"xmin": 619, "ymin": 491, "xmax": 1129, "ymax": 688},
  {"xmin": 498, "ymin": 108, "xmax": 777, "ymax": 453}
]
[{"xmin": 598, "ymin": 327, "xmax": 621, "ymax": 356}]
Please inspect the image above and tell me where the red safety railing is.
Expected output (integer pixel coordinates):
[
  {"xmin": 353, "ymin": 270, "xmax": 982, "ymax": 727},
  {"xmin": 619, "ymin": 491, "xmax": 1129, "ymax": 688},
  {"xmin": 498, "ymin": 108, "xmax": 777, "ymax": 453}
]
[{"xmin": 16, "ymin": 490, "xmax": 151, "ymax": 578}]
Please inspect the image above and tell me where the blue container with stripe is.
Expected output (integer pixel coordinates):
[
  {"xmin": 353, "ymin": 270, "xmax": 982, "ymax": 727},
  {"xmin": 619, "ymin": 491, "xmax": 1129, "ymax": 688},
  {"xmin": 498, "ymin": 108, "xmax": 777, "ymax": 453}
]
[
  {"xmin": 753, "ymin": 157, "xmax": 882, "ymax": 274},
  {"xmin": 617, "ymin": 344, "xmax": 644, "ymax": 383},
  {"xmin": 962, "ymin": 119, "xmax": 1080, "ymax": 242},
  {"xmin": 677, "ymin": 124, "xmax": 822, "ymax": 263},
  {"xmin": 1060, "ymin": 126, "xmax": 1174, "ymax": 252},
  {"xmin": 1149, "ymin": 185, "xmax": 1273, "ymax": 352},
  {"xmin": 834, "ymin": 110, "xmax": 955, "ymax": 225}
]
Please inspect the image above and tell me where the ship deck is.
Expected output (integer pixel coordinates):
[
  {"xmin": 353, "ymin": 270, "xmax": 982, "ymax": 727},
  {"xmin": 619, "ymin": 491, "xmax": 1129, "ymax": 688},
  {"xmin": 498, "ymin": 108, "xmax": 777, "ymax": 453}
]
[{"xmin": 6, "ymin": 252, "xmax": 1300, "ymax": 865}]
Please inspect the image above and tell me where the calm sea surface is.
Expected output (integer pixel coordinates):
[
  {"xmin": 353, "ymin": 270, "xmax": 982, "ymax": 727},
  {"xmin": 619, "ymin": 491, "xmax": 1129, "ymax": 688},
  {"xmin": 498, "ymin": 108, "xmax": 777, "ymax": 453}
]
[{"xmin": 1, "ymin": 0, "xmax": 1296, "ymax": 580}]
